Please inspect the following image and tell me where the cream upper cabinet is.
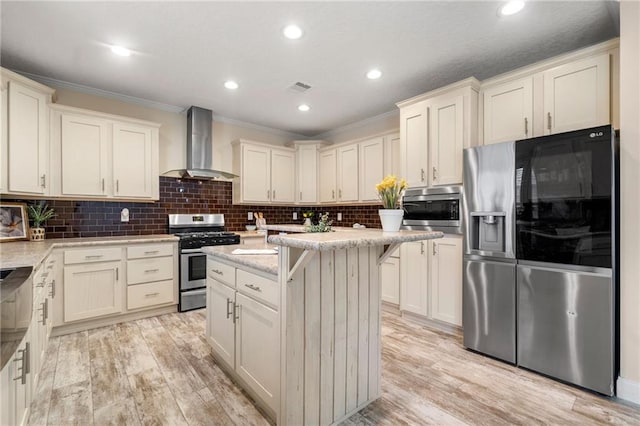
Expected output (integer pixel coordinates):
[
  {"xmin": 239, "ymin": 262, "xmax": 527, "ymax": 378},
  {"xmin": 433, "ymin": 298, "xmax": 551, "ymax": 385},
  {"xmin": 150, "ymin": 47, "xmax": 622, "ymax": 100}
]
[
  {"xmin": 359, "ymin": 137, "xmax": 384, "ymax": 202},
  {"xmin": 1, "ymin": 70, "xmax": 54, "ymax": 195},
  {"xmin": 295, "ymin": 143, "xmax": 319, "ymax": 203},
  {"xmin": 241, "ymin": 143, "xmax": 271, "ymax": 203},
  {"xmin": 482, "ymin": 77, "xmax": 534, "ymax": 145},
  {"xmin": 398, "ymin": 78, "xmax": 479, "ymax": 188},
  {"xmin": 60, "ymin": 113, "xmax": 110, "ymax": 197},
  {"xmin": 429, "ymin": 236, "xmax": 463, "ymax": 327},
  {"xmin": 319, "ymin": 149, "xmax": 337, "ymax": 203},
  {"xmin": 270, "ymin": 148, "xmax": 295, "ymax": 203},
  {"xmin": 232, "ymin": 140, "xmax": 295, "ymax": 204},
  {"xmin": 112, "ymin": 123, "xmax": 155, "ymax": 199},
  {"xmin": 543, "ymin": 53, "xmax": 610, "ymax": 135},
  {"xmin": 337, "ymin": 144, "xmax": 358, "ymax": 202},
  {"xmin": 399, "ymin": 101, "xmax": 428, "ymax": 187},
  {"xmin": 50, "ymin": 104, "xmax": 161, "ymax": 200},
  {"xmin": 429, "ymin": 94, "xmax": 465, "ymax": 186},
  {"xmin": 399, "ymin": 241, "xmax": 429, "ymax": 316},
  {"xmin": 383, "ymin": 133, "xmax": 401, "ymax": 177}
]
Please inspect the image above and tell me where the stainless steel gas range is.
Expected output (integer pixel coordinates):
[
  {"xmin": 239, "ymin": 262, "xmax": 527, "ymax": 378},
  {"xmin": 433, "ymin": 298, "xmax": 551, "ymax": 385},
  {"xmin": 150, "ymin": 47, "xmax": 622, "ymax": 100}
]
[{"xmin": 168, "ymin": 214, "xmax": 240, "ymax": 311}]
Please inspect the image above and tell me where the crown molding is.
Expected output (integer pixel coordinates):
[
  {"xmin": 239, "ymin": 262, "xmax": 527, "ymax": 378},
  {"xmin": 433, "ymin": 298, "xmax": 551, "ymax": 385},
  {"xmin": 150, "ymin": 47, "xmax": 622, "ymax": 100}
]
[
  {"xmin": 314, "ymin": 109, "xmax": 399, "ymax": 141},
  {"xmin": 16, "ymin": 70, "xmax": 187, "ymax": 113},
  {"xmin": 211, "ymin": 114, "xmax": 309, "ymax": 140},
  {"xmin": 14, "ymin": 69, "xmax": 310, "ymax": 140}
]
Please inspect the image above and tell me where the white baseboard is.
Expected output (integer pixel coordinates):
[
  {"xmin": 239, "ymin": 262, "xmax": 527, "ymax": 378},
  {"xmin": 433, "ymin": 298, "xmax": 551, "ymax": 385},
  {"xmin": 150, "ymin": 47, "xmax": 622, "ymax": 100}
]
[{"xmin": 617, "ymin": 376, "xmax": 640, "ymax": 405}]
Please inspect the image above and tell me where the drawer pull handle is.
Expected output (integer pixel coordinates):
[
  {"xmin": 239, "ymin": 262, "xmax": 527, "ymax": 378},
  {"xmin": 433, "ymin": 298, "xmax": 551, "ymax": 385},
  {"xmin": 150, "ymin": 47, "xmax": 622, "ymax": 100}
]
[
  {"xmin": 233, "ymin": 303, "xmax": 240, "ymax": 322},
  {"xmin": 211, "ymin": 269, "xmax": 223, "ymax": 276},
  {"xmin": 13, "ymin": 343, "xmax": 30, "ymax": 384},
  {"xmin": 144, "ymin": 250, "xmax": 159, "ymax": 254},
  {"xmin": 144, "ymin": 269, "xmax": 160, "ymax": 273},
  {"xmin": 145, "ymin": 292, "xmax": 160, "ymax": 297},
  {"xmin": 50, "ymin": 279, "xmax": 56, "ymax": 298},
  {"xmin": 85, "ymin": 255, "xmax": 103, "ymax": 259},
  {"xmin": 245, "ymin": 283, "xmax": 262, "ymax": 292}
]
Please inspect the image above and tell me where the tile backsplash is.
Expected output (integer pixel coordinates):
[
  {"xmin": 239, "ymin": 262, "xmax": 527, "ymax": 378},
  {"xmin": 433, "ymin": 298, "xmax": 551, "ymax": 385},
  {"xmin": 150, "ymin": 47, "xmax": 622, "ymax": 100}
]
[{"xmin": 5, "ymin": 177, "xmax": 382, "ymax": 238}]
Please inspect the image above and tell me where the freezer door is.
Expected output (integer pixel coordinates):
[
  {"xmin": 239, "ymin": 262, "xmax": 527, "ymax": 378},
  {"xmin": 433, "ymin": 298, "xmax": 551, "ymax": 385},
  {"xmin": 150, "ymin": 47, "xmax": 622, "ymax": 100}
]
[
  {"xmin": 517, "ymin": 263, "xmax": 614, "ymax": 395},
  {"xmin": 463, "ymin": 259, "xmax": 516, "ymax": 363}
]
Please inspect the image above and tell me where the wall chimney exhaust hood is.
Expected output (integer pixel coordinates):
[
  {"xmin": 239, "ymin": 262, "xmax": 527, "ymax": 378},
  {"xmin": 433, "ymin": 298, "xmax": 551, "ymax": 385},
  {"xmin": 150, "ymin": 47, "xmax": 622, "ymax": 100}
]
[{"xmin": 163, "ymin": 106, "xmax": 237, "ymax": 180}]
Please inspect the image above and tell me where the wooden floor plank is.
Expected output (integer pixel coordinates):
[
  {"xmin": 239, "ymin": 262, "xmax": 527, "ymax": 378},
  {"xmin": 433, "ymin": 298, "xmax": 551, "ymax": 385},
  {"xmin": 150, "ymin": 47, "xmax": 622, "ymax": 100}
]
[{"xmin": 30, "ymin": 309, "xmax": 640, "ymax": 426}]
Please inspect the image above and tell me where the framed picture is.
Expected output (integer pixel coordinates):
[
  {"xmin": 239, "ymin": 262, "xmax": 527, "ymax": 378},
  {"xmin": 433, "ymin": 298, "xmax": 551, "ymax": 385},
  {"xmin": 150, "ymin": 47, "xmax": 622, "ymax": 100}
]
[{"xmin": 0, "ymin": 202, "xmax": 30, "ymax": 242}]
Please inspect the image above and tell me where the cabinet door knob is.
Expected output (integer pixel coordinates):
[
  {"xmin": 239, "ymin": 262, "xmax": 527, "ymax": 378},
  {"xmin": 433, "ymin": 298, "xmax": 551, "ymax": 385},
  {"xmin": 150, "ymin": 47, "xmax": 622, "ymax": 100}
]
[
  {"xmin": 339, "ymin": 189, "xmax": 342, "ymax": 199},
  {"xmin": 267, "ymin": 190, "xmax": 270, "ymax": 200},
  {"xmin": 547, "ymin": 112, "xmax": 552, "ymax": 131},
  {"xmin": 432, "ymin": 167, "xmax": 437, "ymax": 181},
  {"xmin": 421, "ymin": 168, "xmax": 425, "ymax": 182},
  {"xmin": 116, "ymin": 180, "xmax": 119, "ymax": 193},
  {"xmin": 420, "ymin": 242, "xmax": 425, "ymax": 255},
  {"xmin": 41, "ymin": 174, "xmax": 46, "ymax": 188},
  {"xmin": 433, "ymin": 243, "xmax": 437, "ymax": 256},
  {"xmin": 524, "ymin": 117, "xmax": 529, "ymax": 136},
  {"xmin": 102, "ymin": 178, "xmax": 105, "ymax": 192},
  {"xmin": 332, "ymin": 190, "xmax": 335, "ymax": 199},
  {"xmin": 300, "ymin": 191, "xmax": 302, "ymax": 200},
  {"xmin": 273, "ymin": 190, "xmax": 276, "ymax": 200}
]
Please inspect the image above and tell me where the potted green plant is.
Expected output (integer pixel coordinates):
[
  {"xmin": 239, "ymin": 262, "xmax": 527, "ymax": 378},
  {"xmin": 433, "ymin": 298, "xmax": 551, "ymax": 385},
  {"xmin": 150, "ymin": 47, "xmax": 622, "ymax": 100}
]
[{"xmin": 27, "ymin": 201, "xmax": 56, "ymax": 241}]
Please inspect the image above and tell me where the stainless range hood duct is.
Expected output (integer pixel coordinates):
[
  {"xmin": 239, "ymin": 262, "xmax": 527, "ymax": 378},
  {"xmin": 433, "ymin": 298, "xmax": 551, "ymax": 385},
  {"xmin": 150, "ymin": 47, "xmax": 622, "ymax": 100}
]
[{"xmin": 163, "ymin": 106, "xmax": 237, "ymax": 180}]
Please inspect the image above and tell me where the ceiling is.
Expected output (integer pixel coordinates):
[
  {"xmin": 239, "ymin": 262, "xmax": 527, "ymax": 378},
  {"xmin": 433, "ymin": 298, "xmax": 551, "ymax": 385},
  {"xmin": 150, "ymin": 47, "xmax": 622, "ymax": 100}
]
[{"xmin": 0, "ymin": 1, "xmax": 619, "ymax": 137}]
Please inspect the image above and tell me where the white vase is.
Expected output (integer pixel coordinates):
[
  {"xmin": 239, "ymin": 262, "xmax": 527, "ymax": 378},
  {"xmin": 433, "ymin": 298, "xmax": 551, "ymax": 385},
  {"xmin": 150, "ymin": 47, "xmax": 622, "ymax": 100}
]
[{"xmin": 378, "ymin": 209, "xmax": 404, "ymax": 232}]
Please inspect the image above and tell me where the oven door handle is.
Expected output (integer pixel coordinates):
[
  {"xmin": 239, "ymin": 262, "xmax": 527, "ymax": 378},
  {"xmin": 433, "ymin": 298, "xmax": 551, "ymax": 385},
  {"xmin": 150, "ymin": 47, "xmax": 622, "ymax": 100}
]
[{"xmin": 181, "ymin": 249, "xmax": 205, "ymax": 254}]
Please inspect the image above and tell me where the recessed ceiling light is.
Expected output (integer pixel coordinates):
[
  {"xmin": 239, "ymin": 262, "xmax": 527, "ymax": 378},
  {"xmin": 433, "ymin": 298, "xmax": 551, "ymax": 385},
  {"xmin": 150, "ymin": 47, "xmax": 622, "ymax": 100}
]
[
  {"xmin": 367, "ymin": 69, "xmax": 382, "ymax": 80},
  {"xmin": 298, "ymin": 104, "xmax": 310, "ymax": 112},
  {"xmin": 500, "ymin": 1, "xmax": 525, "ymax": 16},
  {"xmin": 224, "ymin": 80, "xmax": 239, "ymax": 90},
  {"xmin": 110, "ymin": 45, "xmax": 131, "ymax": 57},
  {"xmin": 283, "ymin": 25, "xmax": 303, "ymax": 40}
]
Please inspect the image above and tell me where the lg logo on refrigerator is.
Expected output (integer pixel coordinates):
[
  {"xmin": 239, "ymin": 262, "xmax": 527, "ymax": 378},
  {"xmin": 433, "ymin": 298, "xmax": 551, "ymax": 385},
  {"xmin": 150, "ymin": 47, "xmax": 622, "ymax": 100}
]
[{"xmin": 590, "ymin": 132, "xmax": 604, "ymax": 138}]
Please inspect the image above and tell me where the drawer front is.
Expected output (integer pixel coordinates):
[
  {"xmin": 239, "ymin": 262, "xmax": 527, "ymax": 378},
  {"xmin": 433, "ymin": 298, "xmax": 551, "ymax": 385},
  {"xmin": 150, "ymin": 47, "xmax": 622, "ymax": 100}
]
[
  {"xmin": 127, "ymin": 244, "xmax": 174, "ymax": 259},
  {"xmin": 65, "ymin": 247, "xmax": 122, "ymax": 265},
  {"xmin": 208, "ymin": 259, "xmax": 236, "ymax": 287},
  {"xmin": 236, "ymin": 269, "xmax": 279, "ymax": 310},
  {"xmin": 127, "ymin": 257, "xmax": 174, "ymax": 285},
  {"xmin": 127, "ymin": 280, "xmax": 175, "ymax": 310}
]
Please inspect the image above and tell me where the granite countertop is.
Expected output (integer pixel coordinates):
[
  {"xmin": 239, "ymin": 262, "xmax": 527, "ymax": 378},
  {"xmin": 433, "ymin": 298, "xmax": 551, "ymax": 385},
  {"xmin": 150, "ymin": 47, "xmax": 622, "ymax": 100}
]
[
  {"xmin": 202, "ymin": 242, "xmax": 278, "ymax": 276},
  {"xmin": 0, "ymin": 234, "xmax": 179, "ymax": 270},
  {"xmin": 267, "ymin": 228, "xmax": 443, "ymax": 251}
]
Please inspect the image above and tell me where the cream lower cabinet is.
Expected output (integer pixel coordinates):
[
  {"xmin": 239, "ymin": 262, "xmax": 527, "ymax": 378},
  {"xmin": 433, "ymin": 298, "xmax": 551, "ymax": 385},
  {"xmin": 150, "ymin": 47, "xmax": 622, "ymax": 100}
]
[
  {"xmin": 429, "ymin": 236, "xmax": 463, "ymax": 326},
  {"xmin": 206, "ymin": 259, "xmax": 280, "ymax": 417},
  {"xmin": 400, "ymin": 237, "xmax": 462, "ymax": 327},
  {"xmin": 63, "ymin": 260, "xmax": 123, "ymax": 323},
  {"xmin": 2, "ymin": 329, "xmax": 31, "ymax": 426},
  {"xmin": 381, "ymin": 255, "xmax": 400, "ymax": 306},
  {"xmin": 399, "ymin": 241, "xmax": 429, "ymax": 316}
]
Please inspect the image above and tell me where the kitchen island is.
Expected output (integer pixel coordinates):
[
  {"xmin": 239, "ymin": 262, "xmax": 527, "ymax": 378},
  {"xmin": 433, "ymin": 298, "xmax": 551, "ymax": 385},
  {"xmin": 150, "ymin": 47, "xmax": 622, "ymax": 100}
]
[{"xmin": 203, "ymin": 228, "xmax": 442, "ymax": 425}]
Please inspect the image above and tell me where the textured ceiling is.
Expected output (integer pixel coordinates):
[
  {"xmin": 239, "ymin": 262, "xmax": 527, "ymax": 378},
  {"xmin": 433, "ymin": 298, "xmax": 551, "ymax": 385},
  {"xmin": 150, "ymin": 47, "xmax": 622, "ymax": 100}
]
[{"xmin": 0, "ymin": 1, "xmax": 619, "ymax": 137}]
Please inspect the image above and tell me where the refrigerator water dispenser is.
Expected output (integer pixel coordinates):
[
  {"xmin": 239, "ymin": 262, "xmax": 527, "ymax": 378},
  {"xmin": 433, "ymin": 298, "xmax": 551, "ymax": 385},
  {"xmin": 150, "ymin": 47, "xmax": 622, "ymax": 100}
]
[{"xmin": 470, "ymin": 212, "xmax": 506, "ymax": 253}]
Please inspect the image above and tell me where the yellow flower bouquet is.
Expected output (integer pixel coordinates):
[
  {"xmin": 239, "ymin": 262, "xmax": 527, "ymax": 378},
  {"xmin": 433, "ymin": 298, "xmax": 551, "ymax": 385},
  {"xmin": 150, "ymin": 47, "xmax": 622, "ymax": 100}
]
[{"xmin": 376, "ymin": 175, "xmax": 408, "ymax": 209}]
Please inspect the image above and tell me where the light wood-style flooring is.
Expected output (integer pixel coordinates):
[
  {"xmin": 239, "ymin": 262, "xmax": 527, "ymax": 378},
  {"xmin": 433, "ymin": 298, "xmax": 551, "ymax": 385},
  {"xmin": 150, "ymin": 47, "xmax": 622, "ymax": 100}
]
[{"xmin": 29, "ymin": 309, "xmax": 640, "ymax": 425}]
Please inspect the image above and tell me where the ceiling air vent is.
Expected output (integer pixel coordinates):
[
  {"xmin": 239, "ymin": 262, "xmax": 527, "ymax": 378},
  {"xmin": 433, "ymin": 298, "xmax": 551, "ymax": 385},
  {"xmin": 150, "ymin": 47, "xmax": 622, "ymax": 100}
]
[{"xmin": 288, "ymin": 81, "xmax": 312, "ymax": 93}]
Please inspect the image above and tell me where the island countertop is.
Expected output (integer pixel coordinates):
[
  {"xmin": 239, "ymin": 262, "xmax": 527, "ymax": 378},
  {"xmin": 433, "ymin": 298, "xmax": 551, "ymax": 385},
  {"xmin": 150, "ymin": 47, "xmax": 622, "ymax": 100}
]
[
  {"xmin": 202, "ymin": 242, "xmax": 279, "ymax": 275},
  {"xmin": 267, "ymin": 228, "xmax": 443, "ymax": 251}
]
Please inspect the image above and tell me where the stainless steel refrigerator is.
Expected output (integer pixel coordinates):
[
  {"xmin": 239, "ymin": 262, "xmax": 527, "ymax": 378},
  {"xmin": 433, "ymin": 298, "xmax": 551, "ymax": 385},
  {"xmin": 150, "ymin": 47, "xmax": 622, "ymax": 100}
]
[
  {"xmin": 462, "ymin": 141, "xmax": 517, "ymax": 363},
  {"xmin": 463, "ymin": 125, "xmax": 617, "ymax": 396}
]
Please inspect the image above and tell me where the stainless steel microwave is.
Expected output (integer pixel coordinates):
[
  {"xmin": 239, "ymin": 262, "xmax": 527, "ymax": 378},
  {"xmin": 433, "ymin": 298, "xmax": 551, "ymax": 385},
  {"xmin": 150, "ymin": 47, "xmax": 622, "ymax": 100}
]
[{"xmin": 401, "ymin": 185, "xmax": 462, "ymax": 234}]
